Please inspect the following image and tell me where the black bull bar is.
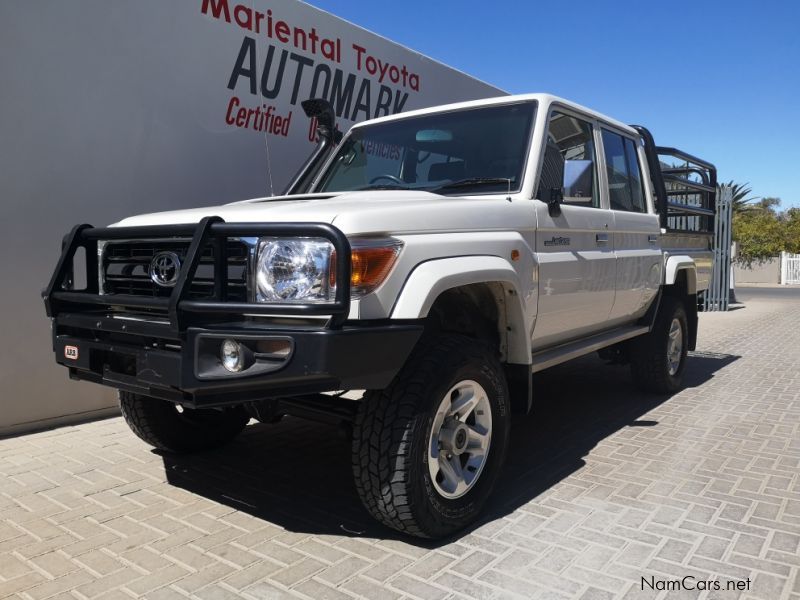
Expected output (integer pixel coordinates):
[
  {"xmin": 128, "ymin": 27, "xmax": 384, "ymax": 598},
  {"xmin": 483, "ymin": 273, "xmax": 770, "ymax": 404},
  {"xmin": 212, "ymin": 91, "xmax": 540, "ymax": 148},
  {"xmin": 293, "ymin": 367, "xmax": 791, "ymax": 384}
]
[{"xmin": 42, "ymin": 216, "xmax": 353, "ymax": 332}]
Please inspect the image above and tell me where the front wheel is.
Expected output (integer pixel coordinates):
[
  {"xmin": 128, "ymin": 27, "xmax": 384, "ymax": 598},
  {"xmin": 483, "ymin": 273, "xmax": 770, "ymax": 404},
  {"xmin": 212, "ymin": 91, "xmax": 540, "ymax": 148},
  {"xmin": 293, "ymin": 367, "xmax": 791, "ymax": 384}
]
[
  {"xmin": 630, "ymin": 297, "xmax": 689, "ymax": 394},
  {"xmin": 119, "ymin": 392, "xmax": 250, "ymax": 453},
  {"xmin": 351, "ymin": 335, "xmax": 510, "ymax": 538}
]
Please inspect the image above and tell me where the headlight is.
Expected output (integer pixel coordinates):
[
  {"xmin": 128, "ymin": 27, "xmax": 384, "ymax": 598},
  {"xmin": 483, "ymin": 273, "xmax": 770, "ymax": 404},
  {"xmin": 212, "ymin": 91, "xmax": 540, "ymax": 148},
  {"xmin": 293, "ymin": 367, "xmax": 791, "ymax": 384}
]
[
  {"xmin": 255, "ymin": 237, "xmax": 402, "ymax": 303},
  {"xmin": 256, "ymin": 238, "xmax": 334, "ymax": 303}
]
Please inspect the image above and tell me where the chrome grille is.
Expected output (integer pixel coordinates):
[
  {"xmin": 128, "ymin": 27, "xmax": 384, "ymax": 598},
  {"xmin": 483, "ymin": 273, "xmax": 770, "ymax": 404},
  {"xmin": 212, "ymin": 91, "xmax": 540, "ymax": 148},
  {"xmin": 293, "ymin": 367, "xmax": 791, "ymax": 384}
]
[{"xmin": 101, "ymin": 239, "xmax": 251, "ymax": 301}]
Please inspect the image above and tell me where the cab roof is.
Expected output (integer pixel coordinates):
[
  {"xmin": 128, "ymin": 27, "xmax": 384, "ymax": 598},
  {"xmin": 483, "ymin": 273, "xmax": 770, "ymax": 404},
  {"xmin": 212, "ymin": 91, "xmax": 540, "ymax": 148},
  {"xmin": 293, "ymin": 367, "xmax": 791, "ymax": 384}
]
[{"xmin": 352, "ymin": 93, "xmax": 638, "ymax": 137}]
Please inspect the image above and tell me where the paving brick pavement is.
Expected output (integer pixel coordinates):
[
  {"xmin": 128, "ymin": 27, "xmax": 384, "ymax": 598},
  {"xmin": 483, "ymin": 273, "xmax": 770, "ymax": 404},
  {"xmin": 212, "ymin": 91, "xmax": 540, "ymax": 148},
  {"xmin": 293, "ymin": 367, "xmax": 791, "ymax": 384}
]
[{"xmin": 1, "ymin": 289, "xmax": 798, "ymax": 600}]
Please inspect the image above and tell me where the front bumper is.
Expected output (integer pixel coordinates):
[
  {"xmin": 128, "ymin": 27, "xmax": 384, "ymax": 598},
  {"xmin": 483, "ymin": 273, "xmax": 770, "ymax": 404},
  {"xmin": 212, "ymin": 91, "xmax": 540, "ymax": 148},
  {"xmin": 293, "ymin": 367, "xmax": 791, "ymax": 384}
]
[
  {"xmin": 44, "ymin": 219, "xmax": 422, "ymax": 408},
  {"xmin": 53, "ymin": 312, "xmax": 423, "ymax": 408}
]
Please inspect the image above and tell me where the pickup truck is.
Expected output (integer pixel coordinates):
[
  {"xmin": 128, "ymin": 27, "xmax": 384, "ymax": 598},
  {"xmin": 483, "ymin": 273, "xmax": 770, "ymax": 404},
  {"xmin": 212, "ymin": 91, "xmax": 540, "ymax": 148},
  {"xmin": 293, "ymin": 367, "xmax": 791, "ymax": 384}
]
[{"xmin": 44, "ymin": 93, "xmax": 717, "ymax": 539}]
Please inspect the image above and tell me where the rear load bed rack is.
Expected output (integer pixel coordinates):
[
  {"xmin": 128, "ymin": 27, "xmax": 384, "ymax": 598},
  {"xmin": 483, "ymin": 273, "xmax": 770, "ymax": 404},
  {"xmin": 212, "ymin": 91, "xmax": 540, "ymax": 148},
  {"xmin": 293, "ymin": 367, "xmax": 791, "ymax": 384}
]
[{"xmin": 633, "ymin": 126, "xmax": 717, "ymax": 235}]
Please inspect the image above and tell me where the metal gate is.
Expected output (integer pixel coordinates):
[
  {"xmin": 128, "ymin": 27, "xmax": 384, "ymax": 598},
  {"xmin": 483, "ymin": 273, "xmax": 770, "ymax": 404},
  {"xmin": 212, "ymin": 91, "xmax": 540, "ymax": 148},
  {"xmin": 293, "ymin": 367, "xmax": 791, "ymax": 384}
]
[
  {"xmin": 704, "ymin": 186, "xmax": 733, "ymax": 311},
  {"xmin": 782, "ymin": 252, "xmax": 800, "ymax": 285}
]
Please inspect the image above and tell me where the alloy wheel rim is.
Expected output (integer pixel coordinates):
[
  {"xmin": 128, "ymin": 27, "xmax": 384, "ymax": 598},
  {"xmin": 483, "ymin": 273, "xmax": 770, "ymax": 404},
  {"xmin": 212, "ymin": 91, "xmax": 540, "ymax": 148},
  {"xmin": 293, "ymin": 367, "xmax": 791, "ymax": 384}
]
[
  {"xmin": 427, "ymin": 379, "xmax": 492, "ymax": 499},
  {"xmin": 667, "ymin": 318, "xmax": 683, "ymax": 376}
]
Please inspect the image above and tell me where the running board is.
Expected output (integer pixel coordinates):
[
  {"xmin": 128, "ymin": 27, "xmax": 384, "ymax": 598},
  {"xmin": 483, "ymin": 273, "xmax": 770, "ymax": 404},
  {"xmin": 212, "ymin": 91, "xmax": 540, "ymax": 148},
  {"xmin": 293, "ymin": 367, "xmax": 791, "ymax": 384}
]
[{"xmin": 531, "ymin": 325, "xmax": 649, "ymax": 373}]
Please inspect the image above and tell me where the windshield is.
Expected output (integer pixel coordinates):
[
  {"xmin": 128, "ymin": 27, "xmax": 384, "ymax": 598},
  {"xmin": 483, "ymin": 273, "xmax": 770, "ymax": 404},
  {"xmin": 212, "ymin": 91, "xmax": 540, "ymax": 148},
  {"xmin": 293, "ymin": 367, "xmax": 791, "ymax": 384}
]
[{"xmin": 315, "ymin": 102, "xmax": 536, "ymax": 195}]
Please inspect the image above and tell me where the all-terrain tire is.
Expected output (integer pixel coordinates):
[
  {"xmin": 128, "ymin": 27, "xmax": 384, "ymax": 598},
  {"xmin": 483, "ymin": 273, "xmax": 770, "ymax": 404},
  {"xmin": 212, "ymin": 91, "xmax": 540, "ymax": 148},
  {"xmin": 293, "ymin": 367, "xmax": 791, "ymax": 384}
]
[
  {"xmin": 352, "ymin": 335, "xmax": 510, "ymax": 539},
  {"xmin": 119, "ymin": 391, "xmax": 250, "ymax": 453},
  {"xmin": 630, "ymin": 297, "xmax": 689, "ymax": 394}
]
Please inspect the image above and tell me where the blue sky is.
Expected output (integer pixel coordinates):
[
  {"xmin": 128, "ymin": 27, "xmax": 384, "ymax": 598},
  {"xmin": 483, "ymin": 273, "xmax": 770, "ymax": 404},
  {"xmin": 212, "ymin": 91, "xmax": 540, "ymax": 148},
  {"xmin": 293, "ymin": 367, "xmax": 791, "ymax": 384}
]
[{"xmin": 308, "ymin": 0, "xmax": 800, "ymax": 208}]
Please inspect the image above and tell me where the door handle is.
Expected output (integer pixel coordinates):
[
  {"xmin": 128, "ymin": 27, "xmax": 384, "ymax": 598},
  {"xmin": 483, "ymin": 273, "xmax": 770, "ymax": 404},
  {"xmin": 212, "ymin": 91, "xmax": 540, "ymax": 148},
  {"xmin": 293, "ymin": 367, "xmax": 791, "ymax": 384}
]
[
  {"xmin": 648, "ymin": 234, "xmax": 658, "ymax": 244},
  {"xmin": 596, "ymin": 233, "xmax": 609, "ymax": 245}
]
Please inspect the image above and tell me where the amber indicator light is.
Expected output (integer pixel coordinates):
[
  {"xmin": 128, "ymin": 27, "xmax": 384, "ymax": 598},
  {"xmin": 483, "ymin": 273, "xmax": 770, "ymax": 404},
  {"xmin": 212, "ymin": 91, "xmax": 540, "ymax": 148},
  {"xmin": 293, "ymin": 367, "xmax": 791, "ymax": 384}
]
[{"xmin": 330, "ymin": 246, "xmax": 400, "ymax": 294}]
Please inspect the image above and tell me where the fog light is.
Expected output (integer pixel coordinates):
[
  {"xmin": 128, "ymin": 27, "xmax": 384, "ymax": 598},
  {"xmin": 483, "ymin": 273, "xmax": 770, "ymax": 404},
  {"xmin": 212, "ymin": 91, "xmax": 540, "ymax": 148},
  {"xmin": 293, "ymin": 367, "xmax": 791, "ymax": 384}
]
[{"xmin": 221, "ymin": 339, "xmax": 245, "ymax": 373}]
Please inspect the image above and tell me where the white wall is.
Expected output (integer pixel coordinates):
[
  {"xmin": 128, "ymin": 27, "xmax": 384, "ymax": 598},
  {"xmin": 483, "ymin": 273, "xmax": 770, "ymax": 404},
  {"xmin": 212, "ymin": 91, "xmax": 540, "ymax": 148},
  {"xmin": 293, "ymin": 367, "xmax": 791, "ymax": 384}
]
[
  {"xmin": 734, "ymin": 258, "xmax": 781, "ymax": 284},
  {"xmin": 0, "ymin": 0, "xmax": 504, "ymax": 435}
]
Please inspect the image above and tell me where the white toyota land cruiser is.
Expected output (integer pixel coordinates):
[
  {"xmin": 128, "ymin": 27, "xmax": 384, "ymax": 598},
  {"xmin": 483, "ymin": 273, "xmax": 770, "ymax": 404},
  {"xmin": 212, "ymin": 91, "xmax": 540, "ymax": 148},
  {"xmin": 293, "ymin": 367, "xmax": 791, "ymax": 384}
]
[{"xmin": 44, "ymin": 94, "xmax": 716, "ymax": 538}]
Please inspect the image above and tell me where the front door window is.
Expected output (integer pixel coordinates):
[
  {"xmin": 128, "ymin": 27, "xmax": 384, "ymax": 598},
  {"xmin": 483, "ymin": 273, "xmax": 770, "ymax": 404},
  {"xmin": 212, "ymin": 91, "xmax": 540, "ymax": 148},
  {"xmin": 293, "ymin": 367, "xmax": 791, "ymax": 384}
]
[{"xmin": 538, "ymin": 112, "xmax": 599, "ymax": 208}]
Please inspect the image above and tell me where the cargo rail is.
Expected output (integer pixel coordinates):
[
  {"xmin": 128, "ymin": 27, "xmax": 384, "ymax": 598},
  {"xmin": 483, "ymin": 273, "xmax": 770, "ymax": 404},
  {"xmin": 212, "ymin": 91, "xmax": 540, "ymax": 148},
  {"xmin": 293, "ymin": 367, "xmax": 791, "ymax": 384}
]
[{"xmin": 633, "ymin": 125, "xmax": 717, "ymax": 234}]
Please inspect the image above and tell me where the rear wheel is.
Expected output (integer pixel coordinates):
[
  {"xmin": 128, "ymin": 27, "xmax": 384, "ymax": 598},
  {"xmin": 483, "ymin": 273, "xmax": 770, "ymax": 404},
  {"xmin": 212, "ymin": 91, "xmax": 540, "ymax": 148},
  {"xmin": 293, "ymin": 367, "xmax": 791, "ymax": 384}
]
[
  {"xmin": 119, "ymin": 391, "xmax": 250, "ymax": 453},
  {"xmin": 352, "ymin": 335, "xmax": 510, "ymax": 538},
  {"xmin": 630, "ymin": 297, "xmax": 689, "ymax": 394}
]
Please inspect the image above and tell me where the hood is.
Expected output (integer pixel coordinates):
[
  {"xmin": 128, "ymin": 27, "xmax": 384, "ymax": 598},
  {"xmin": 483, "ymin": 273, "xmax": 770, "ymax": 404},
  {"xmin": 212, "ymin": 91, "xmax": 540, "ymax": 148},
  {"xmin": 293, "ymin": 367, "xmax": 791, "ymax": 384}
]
[{"xmin": 114, "ymin": 190, "xmax": 530, "ymax": 235}]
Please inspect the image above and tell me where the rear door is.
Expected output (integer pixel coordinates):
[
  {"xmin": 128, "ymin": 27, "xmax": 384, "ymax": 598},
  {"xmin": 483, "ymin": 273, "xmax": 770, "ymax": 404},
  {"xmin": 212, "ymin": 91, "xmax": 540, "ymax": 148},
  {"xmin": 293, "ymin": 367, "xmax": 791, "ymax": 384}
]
[
  {"xmin": 532, "ymin": 109, "xmax": 616, "ymax": 350},
  {"xmin": 599, "ymin": 128, "xmax": 661, "ymax": 321}
]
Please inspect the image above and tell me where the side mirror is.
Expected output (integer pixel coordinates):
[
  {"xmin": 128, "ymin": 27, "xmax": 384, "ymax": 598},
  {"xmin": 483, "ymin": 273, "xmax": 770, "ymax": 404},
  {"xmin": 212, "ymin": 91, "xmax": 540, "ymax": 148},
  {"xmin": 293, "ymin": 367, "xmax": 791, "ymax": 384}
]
[{"xmin": 548, "ymin": 187, "xmax": 563, "ymax": 217}]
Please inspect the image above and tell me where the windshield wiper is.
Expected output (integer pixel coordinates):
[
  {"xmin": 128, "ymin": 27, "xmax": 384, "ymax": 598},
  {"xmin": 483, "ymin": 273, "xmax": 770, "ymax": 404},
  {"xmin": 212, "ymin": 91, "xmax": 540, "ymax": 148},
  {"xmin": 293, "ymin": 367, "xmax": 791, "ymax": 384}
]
[
  {"xmin": 355, "ymin": 184, "xmax": 411, "ymax": 191},
  {"xmin": 430, "ymin": 177, "xmax": 513, "ymax": 193}
]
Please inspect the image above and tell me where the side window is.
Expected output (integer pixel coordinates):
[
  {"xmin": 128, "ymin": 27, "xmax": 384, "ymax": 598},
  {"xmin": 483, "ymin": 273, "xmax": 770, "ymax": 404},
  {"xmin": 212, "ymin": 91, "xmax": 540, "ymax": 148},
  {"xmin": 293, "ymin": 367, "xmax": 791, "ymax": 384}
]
[
  {"xmin": 538, "ymin": 112, "xmax": 599, "ymax": 208},
  {"xmin": 601, "ymin": 129, "xmax": 647, "ymax": 213}
]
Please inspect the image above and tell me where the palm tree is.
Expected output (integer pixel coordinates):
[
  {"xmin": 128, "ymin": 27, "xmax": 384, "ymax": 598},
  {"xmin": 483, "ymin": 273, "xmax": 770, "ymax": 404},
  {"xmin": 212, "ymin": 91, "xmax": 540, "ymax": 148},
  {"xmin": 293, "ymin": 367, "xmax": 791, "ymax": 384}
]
[
  {"xmin": 753, "ymin": 196, "xmax": 781, "ymax": 214},
  {"xmin": 718, "ymin": 181, "xmax": 759, "ymax": 213}
]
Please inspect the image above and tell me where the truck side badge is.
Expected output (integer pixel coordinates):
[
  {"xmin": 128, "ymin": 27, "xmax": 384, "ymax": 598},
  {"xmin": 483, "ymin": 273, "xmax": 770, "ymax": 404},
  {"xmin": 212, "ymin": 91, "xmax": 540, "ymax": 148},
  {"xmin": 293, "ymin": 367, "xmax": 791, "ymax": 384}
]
[{"xmin": 544, "ymin": 236, "xmax": 570, "ymax": 247}]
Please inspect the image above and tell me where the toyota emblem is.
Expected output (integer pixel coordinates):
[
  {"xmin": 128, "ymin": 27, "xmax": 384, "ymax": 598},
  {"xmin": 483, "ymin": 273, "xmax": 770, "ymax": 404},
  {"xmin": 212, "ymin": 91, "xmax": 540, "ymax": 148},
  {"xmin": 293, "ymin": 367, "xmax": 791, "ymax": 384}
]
[{"xmin": 149, "ymin": 251, "xmax": 181, "ymax": 287}]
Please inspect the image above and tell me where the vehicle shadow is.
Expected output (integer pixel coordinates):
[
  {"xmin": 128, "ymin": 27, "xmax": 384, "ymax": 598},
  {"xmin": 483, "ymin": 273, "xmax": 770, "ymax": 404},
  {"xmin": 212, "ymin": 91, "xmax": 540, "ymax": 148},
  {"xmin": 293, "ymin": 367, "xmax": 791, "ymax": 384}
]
[{"xmin": 160, "ymin": 350, "xmax": 738, "ymax": 546}]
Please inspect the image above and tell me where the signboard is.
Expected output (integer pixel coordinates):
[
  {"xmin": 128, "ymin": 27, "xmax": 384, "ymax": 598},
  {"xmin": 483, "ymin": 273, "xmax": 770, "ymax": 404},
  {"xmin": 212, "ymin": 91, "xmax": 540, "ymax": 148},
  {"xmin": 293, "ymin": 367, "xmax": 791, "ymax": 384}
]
[{"xmin": 198, "ymin": 0, "xmax": 504, "ymax": 193}]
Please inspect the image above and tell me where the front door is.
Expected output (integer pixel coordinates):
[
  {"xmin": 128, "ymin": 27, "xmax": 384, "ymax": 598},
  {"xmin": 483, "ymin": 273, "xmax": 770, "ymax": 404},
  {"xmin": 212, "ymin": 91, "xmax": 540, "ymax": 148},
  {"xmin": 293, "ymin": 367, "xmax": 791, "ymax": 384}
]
[{"xmin": 532, "ymin": 110, "xmax": 616, "ymax": 350}]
